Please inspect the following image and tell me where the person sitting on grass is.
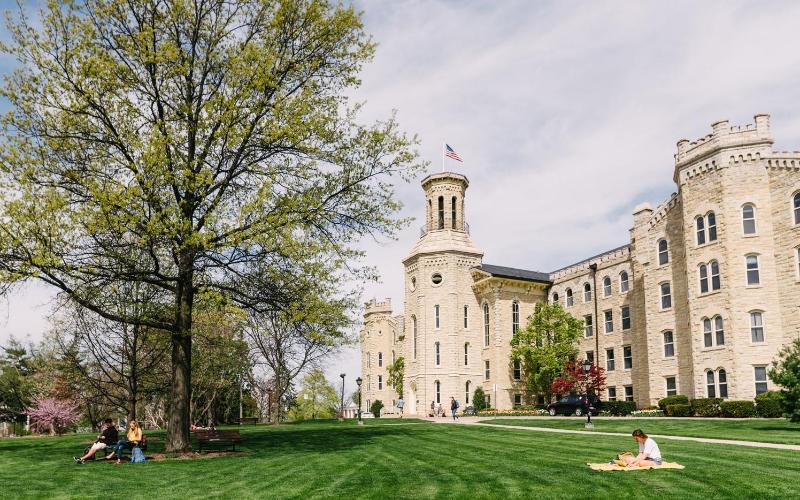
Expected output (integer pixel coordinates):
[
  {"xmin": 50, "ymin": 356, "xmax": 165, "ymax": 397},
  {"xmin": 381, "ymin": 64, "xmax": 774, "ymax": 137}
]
[
  {"xmin": 113, "ymin": 420, "xmax": 143, "ymax": 464},
  {"xmin": 74, "ymin": 418, "xmax": 118, "ymax": 464},
  {"xmin": 620, "ymin": 429, "xmax": 662, "ymax": 467}
]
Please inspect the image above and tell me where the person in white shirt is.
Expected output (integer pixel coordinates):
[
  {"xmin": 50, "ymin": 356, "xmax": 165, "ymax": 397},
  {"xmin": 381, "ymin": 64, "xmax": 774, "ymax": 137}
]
[{"xmin": 622, "ymin": 429, "xmax": 663, "ymax": 467}]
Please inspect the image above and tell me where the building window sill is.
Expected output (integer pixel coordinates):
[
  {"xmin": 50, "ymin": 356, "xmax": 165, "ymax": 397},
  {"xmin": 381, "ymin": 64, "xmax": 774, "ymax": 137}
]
[{"xmin": 702, "ymin": 346, "xmax": 726, "ymax": 352}]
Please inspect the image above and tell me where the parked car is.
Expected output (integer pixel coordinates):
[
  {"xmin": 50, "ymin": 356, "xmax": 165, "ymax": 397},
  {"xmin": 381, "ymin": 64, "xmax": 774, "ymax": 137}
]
[{"xmin": 547, "ymin": 394, "xmax": 601, "ymax": 416}]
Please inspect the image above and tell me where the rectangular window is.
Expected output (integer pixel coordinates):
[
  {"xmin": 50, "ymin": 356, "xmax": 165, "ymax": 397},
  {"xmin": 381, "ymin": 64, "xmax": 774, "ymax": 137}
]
[
  {"xmin": 485, "ymin": 395, "xmax": 490, "ymax": 408},
  {"xmin": 606, "ymin": 348, "xmax": 615, "ymax": 371},
  {"xmin": 435, "ymin": 343, "xmax": 440, "ymax": 366},
  {"xmin": 435, "ymin": 304, "xmax": 440, "ymax": 328},
  {"xmin": 378, "ymin": 375, "xmax": 383, "ymax": 390},
  {"xmin": 584, "ymin": 286, "xmax": 592, "ymax": 302},
  {"xmin": 751, "ymin": 312, "xmax": 764, "ymax": 342},
  {"xmin": 624, "ymin": 386, "xmax": 634, "ymax": 402},
  {"xmin": 708, "ymin": 212, "xmax": 717, "ymax": 241},
  {"xmin": 754, "ymin": 366, "xmax": 768, "ymax": 395},
  {"xmin": 513, "ymin": 394, "xmax": 522, "ymax": 406},
  {"xmin": 584, "ymin": 315, "xmax": 593, "ymax": 337},
  {"xmin": 666, "ymin": 377, "xmax": 676, "ymax": 397},
  {"xmin": 512, "ymin": 302, "xmax": 520, "ymax": 334},
  {"xmin": 603, "ymin": 280, "xmax": 611, "ymax": 297},
  {"xmin": 711, "ymin": 261, "xmax": 721, "ymax": 290},
  {"xmin": 623, "ymin": 345, "xmax": 632, "ymax": 369},
  {"xmin": 604, "ymin": 310, "xmax": 613, "ymax": 333},
  {"xmin": 663, "ymin": 331, "xmax": 674, "ymax": 357},
  {"xmin": 660, "ymin": 282, "xmax": 671, "ymax": 309},
  {"xmin": 719, "ymin": 370, "xmax": 728, "ymax": 399},
  {"xmin": 484, "ymin": 360, "xmax": 490, "ymax": 380},
  {"xmin": 607, "ymin": 387, "xmax": 617, "ymax": 401},
  {"xmin": 621, "ymin": 306, "xmax": 630, "ymax": 330},
  {"xmin": 797, "ymin": 248, "xmax": 800, "ymax": 279},
  {"xmin": 483, "ymin": 305, "xmax": 490, "ymax": 347},
  {"xmin": 586, "ymin": 351, "xmax": 594, "ymax": 364},
  {"xmin": 746, "ymin": 255, "xmax": 760, "ymax": 285},
  {"xmin": 706, "ymin": 371, "xmax": 716, "ymax": 398},
  {"xmin": 620, "ymin": 273, "xmax": 629, "ymax": 293},
  {"xmin": 513, "ymin": 360, "xmax": 521, "ymax": 381},
  {"xmin": 464, "ymin": 305, "xmax": 468, "ymax": 329},
  {"xmin": 464, "ymin": 343, "xmax": 469, "ymax": 366}
]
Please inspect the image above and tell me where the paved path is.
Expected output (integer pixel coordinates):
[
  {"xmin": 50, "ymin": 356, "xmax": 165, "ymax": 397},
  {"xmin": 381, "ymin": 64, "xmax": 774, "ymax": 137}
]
[{"xmin": 424, "ymin": 417, "xmax": 800, "ymax": 451}]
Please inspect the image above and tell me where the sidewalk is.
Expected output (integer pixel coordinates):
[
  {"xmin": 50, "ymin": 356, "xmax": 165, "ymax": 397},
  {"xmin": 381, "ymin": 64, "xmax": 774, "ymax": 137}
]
[{"xmin": 424, "ymin": 417, "xmax": 800, "ymax": 451}]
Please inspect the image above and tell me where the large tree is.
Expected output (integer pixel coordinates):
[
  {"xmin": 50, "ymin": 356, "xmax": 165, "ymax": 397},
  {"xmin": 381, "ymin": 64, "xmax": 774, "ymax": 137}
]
[
  {"xmin": 289, "ymin": 368, "xmax": 338, "ymax": 420},
  {"xmin": 510, "ymin": 302, "xmax": 583, "ymax": 402},
  {"xmin": 0, "ymin": 0, "xmax": 422, "ymax": 450},
  {"xmin": 386, "ymin": 356, "xmax": 404, "ymax": 398},
  {"xmin": 770, "ymin": 338, "xmax": 800, "ymax": 422}
]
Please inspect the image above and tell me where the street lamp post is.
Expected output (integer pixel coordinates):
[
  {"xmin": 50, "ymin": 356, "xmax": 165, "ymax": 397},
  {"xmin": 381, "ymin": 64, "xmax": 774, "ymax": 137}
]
[
  {"xmin": 266, "ymin": 388, "xmax": 273, "ymax": 424},
  {"xmin": 582, "ymin": 358, "xmax": 593, "ymax": 428},
  {"xmin": 356, "ymin": 377, "xmax": 363, "ymax": 426},
  {"xmin": 339, "ymin": 373, "xmax": 346, "ymax": 421}
]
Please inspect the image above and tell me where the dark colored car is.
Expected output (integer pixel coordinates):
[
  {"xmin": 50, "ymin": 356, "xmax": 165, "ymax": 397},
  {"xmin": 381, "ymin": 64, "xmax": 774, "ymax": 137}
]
[{"xmin": 547, "ymin": 394, "xmax": 601, "ymax": 416}]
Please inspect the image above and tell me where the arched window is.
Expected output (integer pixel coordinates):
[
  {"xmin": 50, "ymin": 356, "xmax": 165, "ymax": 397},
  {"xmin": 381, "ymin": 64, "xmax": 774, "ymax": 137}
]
[
  {"xmin": 703, "ymin": 318, "xmax": 712, "ymax": 347},
  {"xmin": 714, "ymin": 315, "xmax": 725, "ymax": 345},
  {"xmin": 750, "ymin": 311, "xmax": 764, "ymax": 342},
  {"xmin": 658, "ymin": 239, "xmax": 669, "ymax": 265},
  {"xmin": 512, "ymin": 301, "xmax": 520, "ymax": 334},
  {"xmin": 699, "ymin": 264, "xmax": 708, "ymax": 293},
  {"xmin": 378, "ymin": 352, "xmax": 383, "ymax": 367},
  {"xmin": 710, "ymin": 260, "xmax": 721, "ymax": 290},
  {"xmin": 434, "ymin": 380, "xmax": 441, "ymax": 404},
  {"xmin": 619, "ymin": 271, "xmax": 629, "ymax": 293},
  {"xmin": 603, "ymin": 276, "xmax": 612, "ymax": 297},
  {"xmin": 465, "ymin": 381, "xmax": 471, "ymax": 404},
  {"xmin": 583, "ymin": 283, "xmax": 592, "ymax": 302},
  {"xmin": 451, "ymin": 196, "xmax": 457, "ymax": 229},
  {"xmin": 565, "ymin": 288, "xmax": 573, "ymax": 307},
  {"xmin": 707, "ymin": 212, "xmax": 717, "ymax": 241},
  {"xmin": 706, "ymin": 370, "xmax": 716, "ymax": 398},
  {"xmin": 483, "ymin": 303, "xmax": 490, "ymax": 346},
  {"xmin": 742, "ymin": 204, "xmax": 756, "ymax": 234},
  {"xmin": 660, "ymin": 282, "xmax": 671, "ymax": 309},
  {"xmin": 412, "ymin": 316, "xmax": 417, "ymax": 359},
  {"xmin": 746, "ymin": 255, "xmax": 760, "ymax": 285},
  {"xmin": 434, "ymin": 304, "xmax": 440, "ymax": 328},
  {"xmin": 463, "ymin": 305, "xmax": 469, "ymax": 328},
  {"xmin": 794, "ymin": 193, "xmax": 800, "ymax": 225},
  {"xmin": 437, "ymin": 196, "xmax": 444, "ymax": 229},
  {"xmin": 718, "ymin": 369, "xmax": 728, "ymax": 398},
  {"xmin": 434, "ymin": 342, "xmax": 440, "ymax": 366},
  {"xmin": 696, "ymin": 216, "xmax": 706, "ymax": 245},
  {"xmin": 552, "ymin": 292, "xmax": 559, "ymax": 304},
  {"xmin": 464, "ymin": 343, "xmax": 469, "ymax": 365}
]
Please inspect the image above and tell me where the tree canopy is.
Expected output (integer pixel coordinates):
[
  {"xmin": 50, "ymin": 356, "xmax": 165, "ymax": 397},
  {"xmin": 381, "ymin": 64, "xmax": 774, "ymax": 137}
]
[{"xmin": 0, "ymin": 0, "xmax": 422, "ymax": 450}]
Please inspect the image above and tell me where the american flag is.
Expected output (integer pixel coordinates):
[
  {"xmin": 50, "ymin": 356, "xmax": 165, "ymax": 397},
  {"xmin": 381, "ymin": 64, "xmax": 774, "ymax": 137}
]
[{"xmin": 445, "ymin": 144, "xmax": 463, "ymax": 162}]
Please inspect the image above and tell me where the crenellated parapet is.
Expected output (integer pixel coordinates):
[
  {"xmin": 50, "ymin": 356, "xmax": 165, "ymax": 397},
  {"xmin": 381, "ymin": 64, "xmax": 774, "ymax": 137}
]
[{"xmin": 364, "ymin": 298, "xmax": 392, "ymax": 320}]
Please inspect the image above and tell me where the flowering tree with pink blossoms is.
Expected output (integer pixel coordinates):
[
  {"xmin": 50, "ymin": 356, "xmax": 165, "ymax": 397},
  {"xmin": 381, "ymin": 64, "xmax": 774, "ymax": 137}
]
[{"xmin": 27, "ymin": 397, "xmax": 81, "ymax": 435}]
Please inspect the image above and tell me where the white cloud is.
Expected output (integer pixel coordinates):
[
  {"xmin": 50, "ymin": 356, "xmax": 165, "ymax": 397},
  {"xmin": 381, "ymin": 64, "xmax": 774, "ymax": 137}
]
[{"xmin": 5, "ymin": 0, "xmax": 800, "ymax": 394}]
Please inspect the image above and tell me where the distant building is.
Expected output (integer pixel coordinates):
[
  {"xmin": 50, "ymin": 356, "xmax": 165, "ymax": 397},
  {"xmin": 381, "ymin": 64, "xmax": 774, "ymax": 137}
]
[{"xmin": 360, "ymin": 114, "xmax": 800, "ymax": 412}]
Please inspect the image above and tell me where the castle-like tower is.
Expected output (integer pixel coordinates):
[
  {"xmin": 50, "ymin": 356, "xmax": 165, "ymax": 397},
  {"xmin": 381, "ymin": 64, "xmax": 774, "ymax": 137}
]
[
  {"xmin": 359, "ymin": 298, "xmax": 403, "ymax": 411},
  {"xmin": 360, "ymin": 114, "xmax": 800, "ymax": 413}
]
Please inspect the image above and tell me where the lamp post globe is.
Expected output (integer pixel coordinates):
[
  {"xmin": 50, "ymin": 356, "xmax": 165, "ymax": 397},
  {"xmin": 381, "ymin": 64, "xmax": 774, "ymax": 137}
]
[
  {"xmin": 582, "ymin": 359, "xmax": 593, "ymax": 428},
  {"xmin": 356, "ymin": 377, "xmax": 363, "ymax": 425}
]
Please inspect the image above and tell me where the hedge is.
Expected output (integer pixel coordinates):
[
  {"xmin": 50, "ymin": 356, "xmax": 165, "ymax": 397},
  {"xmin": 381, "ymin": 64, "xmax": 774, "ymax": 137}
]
[
  {"xmin": 658, "ymin": 395, "xmax": 689, "ymax": 412},
  {"xmin": 666, "ymin": 404, "xmax": 692, "ymax": 417},
  {"xmin": 755, "ymin": 391, "xmax": 783, "ymax": 418},
  {"xmin": 602, "ymin": 400, "xmax": 636, "ymax": 416},
  {"xmin": 691, "ymin": 397, "xmax": 722, "ymax": 417},
  {"xmin": 720, "ymin": 400, "xmax": 756, "ymax": 418}
]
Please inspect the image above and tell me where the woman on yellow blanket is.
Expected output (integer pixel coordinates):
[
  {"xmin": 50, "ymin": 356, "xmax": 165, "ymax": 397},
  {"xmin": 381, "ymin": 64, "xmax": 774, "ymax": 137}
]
[{"xmin": 621, "ymin": 429, "xmax": 662, "ymax": 467}]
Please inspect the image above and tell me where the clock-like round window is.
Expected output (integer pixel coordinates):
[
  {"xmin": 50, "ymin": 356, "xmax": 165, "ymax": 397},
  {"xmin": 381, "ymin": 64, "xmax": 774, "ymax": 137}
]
[{"xmin": 431, "ymin": 273, "xmax": 443, "ymax": 285}]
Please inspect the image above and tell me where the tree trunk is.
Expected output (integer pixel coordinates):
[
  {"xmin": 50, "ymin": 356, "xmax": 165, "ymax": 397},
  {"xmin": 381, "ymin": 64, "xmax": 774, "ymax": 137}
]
[{"xmin": 166, "ymin": 253, "xmax": 194, "ymax": 452}]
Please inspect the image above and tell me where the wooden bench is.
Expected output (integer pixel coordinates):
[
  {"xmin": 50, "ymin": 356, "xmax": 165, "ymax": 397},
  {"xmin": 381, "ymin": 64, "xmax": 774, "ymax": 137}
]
[
  {"xmin": 236, "ymin": 417, "xmax": 258, "ymax": 425},
  {"xmin": 194, "ymin": 430, "xmax": 242, "ymax": 452}
]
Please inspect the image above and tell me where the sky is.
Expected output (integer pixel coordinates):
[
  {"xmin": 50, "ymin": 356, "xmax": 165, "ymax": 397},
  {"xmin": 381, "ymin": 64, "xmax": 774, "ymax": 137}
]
[{"xmin": 3, "ymin": 0, "xmax": 800, "ymax": 396}]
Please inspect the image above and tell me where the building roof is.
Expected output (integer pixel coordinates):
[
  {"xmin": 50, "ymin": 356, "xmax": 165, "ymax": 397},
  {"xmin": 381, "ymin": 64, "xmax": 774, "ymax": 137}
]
[
  {"xmin": 548, "ymin": 243, "xmax": 631, "ymax": 274},
  {"xmin": 477, "ymin": 264, "xmax": 552, "ymax": 284}
]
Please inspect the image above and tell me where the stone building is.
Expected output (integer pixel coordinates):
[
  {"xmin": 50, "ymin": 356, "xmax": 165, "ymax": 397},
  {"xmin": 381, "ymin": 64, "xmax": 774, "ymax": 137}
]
[{"xmin": 359, "ymin": 114, "xmax": 800, "ymax": 413}]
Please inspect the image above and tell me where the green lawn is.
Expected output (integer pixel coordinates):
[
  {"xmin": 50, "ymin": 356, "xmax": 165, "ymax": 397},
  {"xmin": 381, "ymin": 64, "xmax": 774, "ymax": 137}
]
[
  {"xmin": 1, "ymin": 419, "xmax": 799, "ymax": 499},
  {"xmin": 478, "ymin": 417, "xmax": 800, "ymax": 445}
]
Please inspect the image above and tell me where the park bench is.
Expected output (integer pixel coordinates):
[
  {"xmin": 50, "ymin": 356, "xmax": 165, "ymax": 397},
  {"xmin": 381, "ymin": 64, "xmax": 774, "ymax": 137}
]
[
  {"xmin": 194, "ymin": 429, "xmax": 242, "ymax": 452},
  {"xmin": 84, "ymin": 435, "xmax": 149, "ymax": 460},
  {"xmin": 236, "ymin": 417, "xmax": 258, "ymax": 425}
]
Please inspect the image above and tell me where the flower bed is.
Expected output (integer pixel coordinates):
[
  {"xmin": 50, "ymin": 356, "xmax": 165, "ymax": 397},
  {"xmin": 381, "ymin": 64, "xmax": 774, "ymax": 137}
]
[
  {"xmin": 630, "ymin": 409, "xmax": 665, "ymax": 417},
  {"xmin": 476, "ymin": 409, "xmax": 549, "ymax": 417}
]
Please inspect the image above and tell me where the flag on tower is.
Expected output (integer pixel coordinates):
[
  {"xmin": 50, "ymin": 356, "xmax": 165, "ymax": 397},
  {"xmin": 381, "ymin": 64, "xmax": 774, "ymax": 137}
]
[{"xmin": 445, "ymin": 144, "xmax": 463, "ymax": 162}]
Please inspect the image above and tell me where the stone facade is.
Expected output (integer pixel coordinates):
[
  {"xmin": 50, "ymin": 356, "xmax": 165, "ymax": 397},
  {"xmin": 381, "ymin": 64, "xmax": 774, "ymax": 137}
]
[{"xmin": 360, "ymin": 114, "xmax": 800, "ymax": 412}]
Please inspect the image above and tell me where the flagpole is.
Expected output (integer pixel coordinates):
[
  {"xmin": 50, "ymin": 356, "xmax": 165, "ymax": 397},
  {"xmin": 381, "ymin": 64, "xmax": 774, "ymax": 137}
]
[{"xmin": 442, "ymin": 142, "xmax": 445, "ymax": 172}]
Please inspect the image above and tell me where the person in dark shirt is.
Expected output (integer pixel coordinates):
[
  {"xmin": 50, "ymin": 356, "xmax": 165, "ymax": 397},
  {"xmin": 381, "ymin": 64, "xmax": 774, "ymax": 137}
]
[{"xmin": 74, "ymin": 419, "xmax": 118, "ymax": 464}]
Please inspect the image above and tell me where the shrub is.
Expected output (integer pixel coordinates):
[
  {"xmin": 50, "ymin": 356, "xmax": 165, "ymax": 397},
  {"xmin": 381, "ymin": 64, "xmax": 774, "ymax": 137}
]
[
  {"xmin": 691, "ymin": 398, "xmax": 722, "ymax": 417},
  {"xmin": 720, "ymin": 400, "xmax": 756, "ymax": 418},
  {"xmin": 370, "ymin": 400, "xmax": 384, "ymax": 418},
  {"xmin": 769, "ymin": 337, "xmax": 800, "ymax": 422},
  {"xmin": 658, "ymin": 395, "xmax": 689, "ymax": 412},
  {"xmin": 473, "ymin": 387, "xmax": 487, "ymax": 412},
  {"xmin": 666, "ymin": 404, "xmax": 692, "ymax": 417},
  {"xmin": 631, "ymin": 409, "xmax": 665, "ymax": 417},
  {"xmin": 755, "ymin": 391, "xmax": 783, "ymax": 418},
  {"xmin": 602, "ymin": 401, "xmax": 636, "ymax": 416}
]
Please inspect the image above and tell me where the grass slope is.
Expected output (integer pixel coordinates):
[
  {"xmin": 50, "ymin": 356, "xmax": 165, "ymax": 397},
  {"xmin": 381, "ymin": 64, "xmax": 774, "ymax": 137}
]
[
  {"xmin": 0, "ymin": 419, "xmax": 798, "ymax": 499},
  {"xmin": 478, "ymin": 417, "xmax": 800, "ymax": 445}
]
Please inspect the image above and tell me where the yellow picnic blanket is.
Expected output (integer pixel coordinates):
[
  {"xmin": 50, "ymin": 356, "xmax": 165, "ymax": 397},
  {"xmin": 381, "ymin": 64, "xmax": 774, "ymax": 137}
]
[{"xmin": 588, "ymin": 462, "xmax": 685, "ymax": 472}]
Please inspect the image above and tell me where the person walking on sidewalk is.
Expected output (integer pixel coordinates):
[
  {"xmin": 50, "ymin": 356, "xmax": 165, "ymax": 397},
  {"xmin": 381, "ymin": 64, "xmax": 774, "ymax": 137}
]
[{"xmin": 450, "ymin": 397, "xmax": 460, "ymax": 420}]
